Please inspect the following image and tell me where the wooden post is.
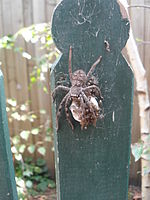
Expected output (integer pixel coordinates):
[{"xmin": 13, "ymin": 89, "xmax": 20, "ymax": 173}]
[
  {"xmin": 51, "ymin": 0, "xmax": 133, "ymax": 199},
  {"xmin": 0, "ymin": 69, "xmax": 18, "ymax": 200}
]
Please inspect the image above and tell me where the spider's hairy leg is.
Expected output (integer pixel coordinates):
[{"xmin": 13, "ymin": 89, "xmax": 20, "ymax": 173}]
[
  {"xmin": 56, "ymin": 93, "xmax": 69, "ymax": 130},
  {"xmin": 69, "ymin": 46, "xmax": 73, "ymax": 83},
  {"xmin": 52, "ymin": 86, "xmax": 70, "ymax": 102},
  {"xmin": 65, "ymin": 95, "xmax": 74, "ymax": 130},
  {"xmin": 87, "ymin": 56, "xmax": 102, "ymax": 79},
  {"xmin": 83, "ymin": 85, "xmax": 103, "ymax": 100}
]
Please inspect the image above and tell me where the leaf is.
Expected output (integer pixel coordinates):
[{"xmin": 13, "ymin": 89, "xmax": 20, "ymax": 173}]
[
  {"xmin": 26, "ymin": 180, "xmax": 33, "ymax": 188},
  {"xmin": 131, "ymin": 143, "xmax": 143, "ymax": 162},
  {"xmin": 11, "ymin": 146, "xmax": 18, "ymax": 154},
  {"xmin": 22, "ymin": 52, "xmax": 32, "ymax": 59},
  {"xmin": 34, "ymin": 166, "xmax": 42, "ymax": 174},
  {"xmin": 7, "ymin": 98, "xmax": 17, "ymax": 107},
  {"xmin": 36, "ymin": 158, "xmax": 46, "ymax": 167},
  {"xmin": 14, "ymin": 153, "xmax": 22, "ymax": 161},
  {"xmin": 12, "ymin": 135, "xmax": 20, "ymax": 145},
  {"xmin": 27, "ymin": 145, "xmax": 35, "ymax": 154},
  {"xmin": 40, "ymin": 109, "xmax": 46, "ymax": 114},
  {"xmin": 20, "ymin": 130, "xmax": 30, "ymax": 140},
  {"xmin": 23, "ymin": 170, "xmax": 33, "ymax": 177},
  {"xmin": 48, "ymin": 180, "xmax": 56, "ymax": 189},
  {"xmin": 142, "ymin": 166, "xmax": 150, "ymax": 176},
  {"xmin": 31, "ymin": 128, "xmax": 39, "ymax": 135},
  {"xmin": 37, "ymin": 68, "xmax": 41, "ymax": 76},
  {"xmin": 16, "ymin": 177, "xmax": 25, "ymax": 188},
  {"xmin": 20, "ymin": 104, "xmax": 27, "ymax": 111},
  {"xmin": 37, "ymin": 147, "xmax": 46, "ymax": 156},
  {"xmin": 43, "ymin": 86, "xmax": 48, "ymax": 94},
  {"xmin": 44, "ymin": 136, "xmax": 52, "ymax": 142},
  {"xmin": 36, "ymin": 182, "xmax": 48, "ymax": 192},
  {"xmin": 30, "ymin": 76, "xmax": 37, "ymax": 83},
  {"xmin": 11, "ymin": 112, "xmax": 21, "ymax": 120},
  {"xmin": 19, "ymin": 144, "xmax": 26, "ymax": 153}
]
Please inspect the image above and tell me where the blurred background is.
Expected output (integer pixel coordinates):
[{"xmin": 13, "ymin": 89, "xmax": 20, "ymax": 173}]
[{"xmin": 0, "ymin": 0, "xmax": 150, "ymax": 199}]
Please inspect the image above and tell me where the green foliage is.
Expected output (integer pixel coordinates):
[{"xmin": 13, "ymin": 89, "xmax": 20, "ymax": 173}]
[
  {"xmin": 0, "ymin": 23, "xmax": 57, "ymax": 160},
  {"xmin": 15, "ymin": 158, "xmax": 55, "ymax": 199},
  {"xmin": 131, "ymin": 136, "xmax": 150, "ymax": 175},
  {"xmin": 0, "ymin": 23, "xmax": 58, "ymax": 198},
  {"xmin": 7, "ymin": 98, "xmax": 52, "ymax": 162},
  {"xmin": 0, "ymin": 23, "xmax": 59, "ymax": 90},
  {"xmin": 131, "ymin": 142, "xmax": 143, "ymax": 162}
]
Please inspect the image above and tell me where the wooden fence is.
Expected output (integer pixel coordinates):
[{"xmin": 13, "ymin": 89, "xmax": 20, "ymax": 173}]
[{"xmin": 0, "ymin": 0, "xmax": 149, "ymax": 184}]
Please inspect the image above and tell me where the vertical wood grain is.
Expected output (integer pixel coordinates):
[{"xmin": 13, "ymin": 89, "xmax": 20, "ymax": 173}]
[
  {"xmin": 144, "ymin": 0, "xmax": 150, "ymax": 94},
  {"xmin": 11, "ymin": 0, "xmax": 32, "ymax": 138},
  {"xmin": 0, "ymin": 0, "xmax": 8, "ymax": 97},
  {"xmin": 32, "ymin": 0, "xmax": 55, "ymax": 175},
  {"xmin": 128, "ymin": 0, "xmax": 144, "ymax": 185},
  {"xmin": 1, "ymin": 0, "xmax": 19, "ymax": 136}
]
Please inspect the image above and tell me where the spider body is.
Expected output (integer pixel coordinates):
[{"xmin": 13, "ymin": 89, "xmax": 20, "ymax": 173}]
[{"xmin": 52, "ymin": 46, "xmax": 103, "ymax": 130}]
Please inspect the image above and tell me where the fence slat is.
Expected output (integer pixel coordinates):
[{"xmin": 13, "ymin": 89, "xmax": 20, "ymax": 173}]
[
  {"xmin": 144, "ymin": 1, "xmax": 150, "ymax": 92},
  {"xmin": 51, "ymin": 0, "xmax": 133, "ymax": 199},
  {"xmin": 1, "ymin": 0, "xmax": 19, "ymax": 136},
  {"xmin": 11, "ymin": 0, "xmax": 32, "ymax": 138},
  {"xmin": 32, "ymin": 0, "xmax": 55, "ymax": 174}
]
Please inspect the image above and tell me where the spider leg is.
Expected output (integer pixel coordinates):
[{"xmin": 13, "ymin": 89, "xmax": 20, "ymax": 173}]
[
  {"xmin": 65, "ymin": 95, "xmax": 74, "ymax": 130},
  {"xmin": 87, "ymin": 56, "xmax": 102, "ymax": 79},
  {"xmin": 68, "ymin": 46, "xmax": 73, "ymax": 83},
  {"xmin": 83, "ymin": 85, "xmax": 103, "ymax": 100},
  {"xmin": 56, "ymin": 93, "xmax": 69, "ymax": 130},
  {"xmin": 52, "ymin": 86, "xmax": 70, "ymax": 102}
]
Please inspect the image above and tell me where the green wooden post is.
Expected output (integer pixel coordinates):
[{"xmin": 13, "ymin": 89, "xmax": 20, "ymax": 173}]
[
  {"xmin": 51, "ymin": 0, "xmax": 133, "ymax": 199},
  {"xmin": 0, "ymin": 69, "xmax": 18, "ymax": 200}
]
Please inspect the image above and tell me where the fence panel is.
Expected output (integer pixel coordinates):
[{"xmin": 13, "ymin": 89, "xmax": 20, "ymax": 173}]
[{"xmin": 51, "ymin": 0, "xmax": 133, "ymax": 199}]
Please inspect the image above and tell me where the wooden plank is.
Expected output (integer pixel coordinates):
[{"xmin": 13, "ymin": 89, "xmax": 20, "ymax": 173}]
[
  {"xmin": 0, "ymin": 0, "xmax": 9, "ymax": 98},
  {"xmin": 45, "ymin": 0, "xmax": 57, "ymax": 22},
  {"xmin": 32, "ymin": 0, "xmax": 55, "ymax": 175},
  {"xmin": 51, "ymin": 0, "xmax": 133, "ymax": 199},
  {"xmin": 11, "ymin": 0, "xmax": 32, "ymax": 136},
  {"xmin": 0, "ymin": 0, "xmax": 15, "ymax": 139},
  {"xmin": 144, "ymin": 0, "xmax": 150, "ymax": 94},
  {"xmin": 129, "ymin": 0, "xmax": 145, "ymax": 64},
  {"xmin": 2, "ymin": 0, "xmax": 19, "ymax": 136},
  {"xmin": 0, "ymin": 69, "xmax": 18, "ymax": 200},
  {"xmin": 128, "ymin": 0, "xmax": 144, "ymax": 185},
  {"xmin": 22, "ymin": 0, "xmax": 36, "ymax": 159}
]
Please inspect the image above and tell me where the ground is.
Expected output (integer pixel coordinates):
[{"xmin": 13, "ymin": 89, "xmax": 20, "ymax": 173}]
[
  {"xmin": 30, "ymin": 186, "xmax": 141, "ymax": 200},
  {"xmin": 30, "ymin": 189, "xmax": 56, "ymax": 200}
]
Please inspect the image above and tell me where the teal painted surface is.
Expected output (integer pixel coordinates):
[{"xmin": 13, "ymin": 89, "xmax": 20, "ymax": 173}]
[
  {"xmin": 51, "ymin": 0, "xmax": 133, "ymax": 199},
  {"xmin": 0, "ymin": 70, "xmax": 18, "ymax": 200}
]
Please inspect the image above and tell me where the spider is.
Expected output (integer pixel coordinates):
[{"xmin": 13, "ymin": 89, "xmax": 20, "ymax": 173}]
[{"xmin": 52, "ymin": 46, "xmax": 103, "ymax": 130}]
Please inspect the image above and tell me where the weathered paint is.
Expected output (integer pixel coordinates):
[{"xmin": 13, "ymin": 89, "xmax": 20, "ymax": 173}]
[
  {"xmin": 51, "ymin": 0, "xmax": 133, "ymax": 199},
  {"xmin": 0, "ymin": 69, "xmax": 18, "ymax": 200}
]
